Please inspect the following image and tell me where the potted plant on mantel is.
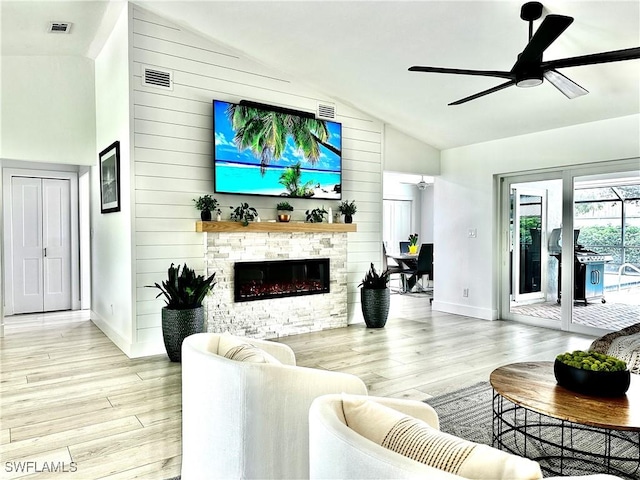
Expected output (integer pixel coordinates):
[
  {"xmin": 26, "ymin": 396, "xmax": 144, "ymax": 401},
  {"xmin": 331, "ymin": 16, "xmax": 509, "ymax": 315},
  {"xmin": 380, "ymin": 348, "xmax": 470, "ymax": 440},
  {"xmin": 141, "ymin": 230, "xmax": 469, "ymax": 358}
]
[
  {"xmin": 148, "ymin": 263, "xmax": 216, "ymax": 362},
  {"xmin": 359, "ymin": 263, "xmax": 390, "ymax": 328},
  {"xmin": 193, "ymin": 194, "xmax": 221, "ymax": 221},
  {"xmin": 230, "ymin": 202, "xmax": 259, "ymax": 226},
  {"xmin": 276, "ymin": 201, "xmax": 294, "ymax": 222},
  {"xmin": 305, "ymin": 206, "xmax": 328, "ymax": 223},
  {"xmin": 338, "ymin": 199, "xmax": 357, "ymax": 224}
]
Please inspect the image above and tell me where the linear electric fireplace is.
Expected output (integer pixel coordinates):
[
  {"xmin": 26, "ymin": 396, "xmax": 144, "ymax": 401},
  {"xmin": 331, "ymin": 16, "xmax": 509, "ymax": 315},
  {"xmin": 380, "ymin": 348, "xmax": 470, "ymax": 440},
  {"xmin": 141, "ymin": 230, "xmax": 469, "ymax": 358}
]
[{"xmin": 234, "ymin": 258, "xmax": 330, "ymax": 302}]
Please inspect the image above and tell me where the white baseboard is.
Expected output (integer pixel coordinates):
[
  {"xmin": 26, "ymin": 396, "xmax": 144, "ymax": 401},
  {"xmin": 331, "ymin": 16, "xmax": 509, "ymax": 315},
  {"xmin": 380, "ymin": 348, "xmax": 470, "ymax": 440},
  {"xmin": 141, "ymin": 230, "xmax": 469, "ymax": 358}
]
[
  {"xmin": 91, "ymin": 310, "xmax": 167, "ymax": 358},
  {"xmin": 90, "ymin": 310, "xmax": 133, "ymax": 357},
  {"xmin": 431, "ymin": 301, "xmax": 498, "ymax": 321},
  {"xmin": 129, "ymin": 340, "xmax": 167, "ymax": 358}
]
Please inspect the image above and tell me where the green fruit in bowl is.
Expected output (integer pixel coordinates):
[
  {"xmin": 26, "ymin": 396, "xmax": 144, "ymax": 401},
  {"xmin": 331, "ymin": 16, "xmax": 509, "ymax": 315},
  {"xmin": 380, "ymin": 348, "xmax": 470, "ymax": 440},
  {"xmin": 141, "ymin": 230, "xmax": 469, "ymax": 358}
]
[{"xmin": 556, "ymin": 350, "xmax": 627, "ymax": 372}]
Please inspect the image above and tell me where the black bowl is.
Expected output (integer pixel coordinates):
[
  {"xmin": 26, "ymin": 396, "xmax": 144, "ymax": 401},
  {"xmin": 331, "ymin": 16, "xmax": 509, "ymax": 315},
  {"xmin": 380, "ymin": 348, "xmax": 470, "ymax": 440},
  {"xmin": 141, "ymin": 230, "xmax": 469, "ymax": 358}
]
[{"xmin": 554, "ymin": 359, "xmax": 630, "ymax": 397}]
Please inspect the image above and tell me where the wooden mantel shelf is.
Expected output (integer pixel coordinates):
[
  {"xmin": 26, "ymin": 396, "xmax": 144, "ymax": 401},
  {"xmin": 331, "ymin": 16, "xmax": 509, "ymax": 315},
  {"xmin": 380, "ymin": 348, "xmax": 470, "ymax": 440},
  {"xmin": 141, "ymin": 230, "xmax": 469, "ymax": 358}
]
[{"xmin": 196, "ymin": 221, "xmax": 357, "ymax": 233}]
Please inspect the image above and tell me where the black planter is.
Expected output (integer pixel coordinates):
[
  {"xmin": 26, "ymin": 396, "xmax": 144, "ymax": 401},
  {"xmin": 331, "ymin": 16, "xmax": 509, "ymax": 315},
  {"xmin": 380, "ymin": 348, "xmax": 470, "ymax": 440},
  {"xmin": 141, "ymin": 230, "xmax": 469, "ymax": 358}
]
[
  {"xmin": 554, "ymin": 359, "xmax": 630, "ymax": 396},
  {"xmin": 161, "ymin": 306, "xmax": 205, "ymax": 362},
  {"xmin": 200, "ymin": 209, "xmax": 212, "ymax": 221},
  {"xmin": 361, "ymin": 288, "xmax": 390, "ymax": 328},
  {"xmin": 344, "ymin": 214, "xmax": 353, "ymax": 224}
]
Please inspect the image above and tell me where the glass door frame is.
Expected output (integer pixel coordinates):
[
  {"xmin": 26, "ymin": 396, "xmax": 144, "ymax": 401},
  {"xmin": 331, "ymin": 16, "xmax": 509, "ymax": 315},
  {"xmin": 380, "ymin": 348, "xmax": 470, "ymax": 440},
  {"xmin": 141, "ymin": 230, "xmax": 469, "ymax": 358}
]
[
  {"xmin": 562, "ymin": 159, "xmax": 640, "ymax": 335},
  {"xmin": 499, "ymin": 158, "xmax": 639, "ymax": 336},
  {"xmin": 500, "ymin": 171, "xmax": 566, "ymax": 330},
  {"xmin": 512, "ymin": 186, "xmax": 547, "ymax": 303}
]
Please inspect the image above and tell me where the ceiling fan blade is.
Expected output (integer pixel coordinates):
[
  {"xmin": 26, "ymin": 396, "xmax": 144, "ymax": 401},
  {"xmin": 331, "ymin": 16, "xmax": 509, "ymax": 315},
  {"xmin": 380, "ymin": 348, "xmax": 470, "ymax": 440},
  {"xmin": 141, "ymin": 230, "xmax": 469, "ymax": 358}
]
[
  {"xmin": 449, "ymin": 80, "xmax": 516, "ymax": 106},
  {"xmin": 542, "ymin": 46, "xmax": 640, "ymax": 69},
  {"xmin": 543, "ymin": 70, "xmax": 588, "ymax": 99},
  {"xmin": 409, "ymin": 66, "xmax": 512, "ymax": 80},
  {"xmin": 515, "ymin": 14, "xmax": 574, "ymax": 67}
]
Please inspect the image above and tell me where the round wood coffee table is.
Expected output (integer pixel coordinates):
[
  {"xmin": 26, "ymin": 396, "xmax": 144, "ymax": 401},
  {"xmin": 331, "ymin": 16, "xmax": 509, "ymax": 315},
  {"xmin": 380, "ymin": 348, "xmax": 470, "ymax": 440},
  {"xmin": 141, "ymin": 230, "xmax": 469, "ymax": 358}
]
[{"xmin": 490, "ymin": 361, "xmax": 640, "ymax": 479}]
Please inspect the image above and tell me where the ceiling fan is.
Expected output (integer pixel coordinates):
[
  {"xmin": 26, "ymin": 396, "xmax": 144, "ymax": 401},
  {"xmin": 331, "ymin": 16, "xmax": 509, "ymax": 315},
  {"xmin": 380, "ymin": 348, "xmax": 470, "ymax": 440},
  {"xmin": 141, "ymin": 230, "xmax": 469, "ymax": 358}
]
[
  {"xmin": 408, "ymin": 1, "xmax": 640, "ymax": 105},
  {"xmin": 416, "ymin": 177, "xmax": 431, "ymax": 190},
  {"xmin": 399, "ymin": 175, "xmax": 432, "ymax": 190}
]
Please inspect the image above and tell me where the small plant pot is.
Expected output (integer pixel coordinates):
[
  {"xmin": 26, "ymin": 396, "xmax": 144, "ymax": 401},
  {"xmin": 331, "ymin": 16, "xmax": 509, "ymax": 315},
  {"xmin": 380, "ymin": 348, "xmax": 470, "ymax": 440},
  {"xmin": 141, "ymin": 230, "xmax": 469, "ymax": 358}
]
[
  {"xmin": 344, "ymin": 214, "xmax": 353, "ymax": 224},
  {"xmin": 408, "ymin": 245, "xmax": 418, "ymax": 254},
  {"xmin": 200, "ymin": 209, "xmax": 212, "ymax": 221},
  {"xmin": 277, "ymin": 211, "xmax": 292, "ymax": 222}
]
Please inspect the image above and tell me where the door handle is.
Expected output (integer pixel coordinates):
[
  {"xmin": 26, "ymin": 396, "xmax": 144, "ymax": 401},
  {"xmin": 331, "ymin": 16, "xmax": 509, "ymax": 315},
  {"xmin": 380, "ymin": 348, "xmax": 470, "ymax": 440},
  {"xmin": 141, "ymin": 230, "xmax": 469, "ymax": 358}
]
[{"xmin": 44, "ymin": 248, "xmax": 47, "ymax": 257}]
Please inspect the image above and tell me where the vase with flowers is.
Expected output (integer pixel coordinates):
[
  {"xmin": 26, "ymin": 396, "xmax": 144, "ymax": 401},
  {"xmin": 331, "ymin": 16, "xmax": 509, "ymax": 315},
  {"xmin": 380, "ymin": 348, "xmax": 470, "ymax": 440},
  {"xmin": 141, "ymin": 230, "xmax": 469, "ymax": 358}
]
[{"xmin": 408, "ymin": 233, "xmax": 419, "ymax": 254}]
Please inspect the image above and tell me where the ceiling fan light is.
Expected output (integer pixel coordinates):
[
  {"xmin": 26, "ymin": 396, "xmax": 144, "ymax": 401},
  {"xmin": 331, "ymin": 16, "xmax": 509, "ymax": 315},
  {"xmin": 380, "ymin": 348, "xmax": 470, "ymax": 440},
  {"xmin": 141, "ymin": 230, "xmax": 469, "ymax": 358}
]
[{"xmin": 516, "ymin": 77, "xmax": 543, "ymax": 88}]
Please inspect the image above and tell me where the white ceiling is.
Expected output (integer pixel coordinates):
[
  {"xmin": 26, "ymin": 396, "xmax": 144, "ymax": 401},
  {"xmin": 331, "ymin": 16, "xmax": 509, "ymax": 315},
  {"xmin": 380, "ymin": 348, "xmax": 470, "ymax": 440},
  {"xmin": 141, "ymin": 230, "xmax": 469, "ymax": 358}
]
[{"xmin": 2, "ymin": 0, "xmax": 639, "ymax": 150}]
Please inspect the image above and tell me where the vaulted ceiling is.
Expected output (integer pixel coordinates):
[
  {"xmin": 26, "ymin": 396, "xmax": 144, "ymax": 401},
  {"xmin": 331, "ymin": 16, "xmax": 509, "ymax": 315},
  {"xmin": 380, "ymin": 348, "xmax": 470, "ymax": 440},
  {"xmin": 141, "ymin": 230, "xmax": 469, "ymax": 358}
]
[{"xmin": 2, "ymin": 1, "xmax": 639, "ymax": 150}]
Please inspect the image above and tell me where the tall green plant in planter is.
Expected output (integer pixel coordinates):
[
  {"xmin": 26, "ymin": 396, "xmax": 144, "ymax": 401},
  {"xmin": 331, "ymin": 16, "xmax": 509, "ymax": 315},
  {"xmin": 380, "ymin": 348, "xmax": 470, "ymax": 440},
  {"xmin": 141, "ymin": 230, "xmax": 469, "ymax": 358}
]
[
  {"xmin": 359, "ymin": 263, "xmax": 390, "ymax": 328},
  {"xmin": 149, "ymin": 263, "xmax": 216, "ymax": 362}
]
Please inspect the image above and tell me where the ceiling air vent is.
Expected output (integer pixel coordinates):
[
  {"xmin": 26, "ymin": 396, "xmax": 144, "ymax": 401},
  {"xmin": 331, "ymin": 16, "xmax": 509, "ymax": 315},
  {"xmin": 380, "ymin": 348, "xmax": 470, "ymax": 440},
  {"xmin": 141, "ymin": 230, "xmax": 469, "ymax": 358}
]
[
  {"xmin": 317, "ymin": 102, "xmax": 336, "ymax": 120},
  {"xmin": 48, "ymin": 22, "xmax": 72, "ymax": 33},
  {"xmin": 142, "ymin": 67, "xmax": 173, "ymax": 91}
]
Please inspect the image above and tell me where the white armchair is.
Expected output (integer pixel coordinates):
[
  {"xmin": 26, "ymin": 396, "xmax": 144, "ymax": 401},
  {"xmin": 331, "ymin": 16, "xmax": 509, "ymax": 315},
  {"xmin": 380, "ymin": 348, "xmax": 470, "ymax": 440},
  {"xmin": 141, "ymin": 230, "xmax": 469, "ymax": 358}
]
[
  {"xmin": 181, "ymin": 333, "xmax": 367, "ymax": 480},
  {"xmin": 309, "ymin": 394, "xmax": 623, "ymax": 480}
]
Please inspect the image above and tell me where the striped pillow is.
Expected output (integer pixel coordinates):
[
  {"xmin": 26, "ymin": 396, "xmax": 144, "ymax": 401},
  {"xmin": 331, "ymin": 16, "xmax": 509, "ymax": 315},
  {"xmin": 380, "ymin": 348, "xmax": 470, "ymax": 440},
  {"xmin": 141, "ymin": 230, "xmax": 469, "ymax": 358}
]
[
  {"xmin": 341, "ymin": 396, "xmax": 542, "ymax": 480},
  {"xmin": 218, "ymin": 333, "xmax": 281, "ymax": 364},
  {"xmin": 382, "ymin": 417, "xmax": 475, "ymax": 474}
]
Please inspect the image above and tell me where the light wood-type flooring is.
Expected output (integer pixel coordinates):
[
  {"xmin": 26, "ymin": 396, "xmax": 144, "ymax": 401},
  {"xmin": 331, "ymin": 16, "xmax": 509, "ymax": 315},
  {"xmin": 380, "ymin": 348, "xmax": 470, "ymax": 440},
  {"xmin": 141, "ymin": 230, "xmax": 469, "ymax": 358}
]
[{"xmin": 0, "ymin": 296, "xmax": 596, "ymax": 479}]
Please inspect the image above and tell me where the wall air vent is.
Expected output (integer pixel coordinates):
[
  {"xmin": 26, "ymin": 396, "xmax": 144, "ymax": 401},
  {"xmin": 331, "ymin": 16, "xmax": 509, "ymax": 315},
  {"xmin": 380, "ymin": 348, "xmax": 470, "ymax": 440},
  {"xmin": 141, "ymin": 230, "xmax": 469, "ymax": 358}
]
[
  {"xmin": 48, "ymin": 22, "xmax": 72, "ymax": 33},
  {"xmin": 142, "ymin": 66, "xmax": 173, "ymax": 91},
  {"xmin": 317, "ymin": 102, "xmax": 336, "ymax": 120}
]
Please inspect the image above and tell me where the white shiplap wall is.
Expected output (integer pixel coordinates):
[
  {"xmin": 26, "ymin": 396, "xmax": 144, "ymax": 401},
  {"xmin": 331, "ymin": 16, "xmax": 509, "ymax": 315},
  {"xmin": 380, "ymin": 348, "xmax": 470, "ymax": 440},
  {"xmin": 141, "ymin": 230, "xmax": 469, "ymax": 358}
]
[{"xmin": 131, "ymin": 7, "xmax": 383, "ymax": 348}]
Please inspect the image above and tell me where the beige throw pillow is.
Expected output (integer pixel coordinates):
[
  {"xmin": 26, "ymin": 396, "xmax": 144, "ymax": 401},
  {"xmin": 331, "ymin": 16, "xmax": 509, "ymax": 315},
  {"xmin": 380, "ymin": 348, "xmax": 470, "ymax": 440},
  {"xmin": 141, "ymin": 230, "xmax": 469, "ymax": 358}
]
[
  {"xmin": 341, "ymin": 395, "xmax": 542, "ymax": 480},
  {"xmin": 218, "ymin": 333, "xmax": 281, "ymax": 364}
]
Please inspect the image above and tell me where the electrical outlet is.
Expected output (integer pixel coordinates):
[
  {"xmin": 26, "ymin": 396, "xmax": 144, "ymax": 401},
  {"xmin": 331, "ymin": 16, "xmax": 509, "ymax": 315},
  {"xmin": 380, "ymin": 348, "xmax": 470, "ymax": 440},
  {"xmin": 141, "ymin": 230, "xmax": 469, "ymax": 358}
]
[{"xmin": 463, "ymin": 288, "xmax": 469, "ymax": 298}]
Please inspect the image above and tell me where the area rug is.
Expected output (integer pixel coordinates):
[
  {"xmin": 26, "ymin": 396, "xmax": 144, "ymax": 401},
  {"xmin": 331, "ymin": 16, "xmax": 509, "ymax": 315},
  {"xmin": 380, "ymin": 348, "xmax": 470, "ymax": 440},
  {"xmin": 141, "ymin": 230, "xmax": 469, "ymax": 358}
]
[
  {"xmin": 424, "ymin": 381, "xmax": 494, "ymax": 446},
  {"xmin": 425, "ymin": 381, "xmax": 639, "ymax": 478}
]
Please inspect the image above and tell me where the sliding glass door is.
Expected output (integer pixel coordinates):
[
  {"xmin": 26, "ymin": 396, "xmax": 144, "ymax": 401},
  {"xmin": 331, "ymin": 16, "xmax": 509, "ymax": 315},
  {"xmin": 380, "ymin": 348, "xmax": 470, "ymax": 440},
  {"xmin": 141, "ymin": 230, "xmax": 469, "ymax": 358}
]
[
  {"xmin": 500, "ymin": 159, "xmax": 639, "ymax": 335},
  {"xmin": 502, "ymin": 174, "xmax": 563, "ymax": 329}
]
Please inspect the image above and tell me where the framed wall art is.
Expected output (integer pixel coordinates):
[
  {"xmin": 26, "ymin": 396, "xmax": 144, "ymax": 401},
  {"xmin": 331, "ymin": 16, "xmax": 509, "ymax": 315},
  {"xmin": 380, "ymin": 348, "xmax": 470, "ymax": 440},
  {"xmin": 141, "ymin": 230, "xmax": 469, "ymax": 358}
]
[{"xmin": 99, "ymin": 141, "xmax": 121, "ymax": 214}]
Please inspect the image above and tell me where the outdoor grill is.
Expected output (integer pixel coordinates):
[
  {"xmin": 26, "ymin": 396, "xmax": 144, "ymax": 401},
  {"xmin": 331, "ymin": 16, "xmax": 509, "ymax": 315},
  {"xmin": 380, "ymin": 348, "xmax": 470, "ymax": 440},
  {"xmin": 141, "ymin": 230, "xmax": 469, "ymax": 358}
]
[{"xmin": 548, "ymin": 228, "xmax": 613, "ymax": 305}]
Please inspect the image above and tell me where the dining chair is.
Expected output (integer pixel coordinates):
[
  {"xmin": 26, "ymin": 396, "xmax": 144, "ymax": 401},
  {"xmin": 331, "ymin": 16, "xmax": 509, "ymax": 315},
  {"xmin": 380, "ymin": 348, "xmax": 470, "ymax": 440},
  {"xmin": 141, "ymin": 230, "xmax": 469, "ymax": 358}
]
[
  {"xmin": 402, "ymin": 244, "xmax": 433, "ymax": 295},
  {"xmin": 382, "ymin": 243, "xmax": 410, "ymax": 292}
]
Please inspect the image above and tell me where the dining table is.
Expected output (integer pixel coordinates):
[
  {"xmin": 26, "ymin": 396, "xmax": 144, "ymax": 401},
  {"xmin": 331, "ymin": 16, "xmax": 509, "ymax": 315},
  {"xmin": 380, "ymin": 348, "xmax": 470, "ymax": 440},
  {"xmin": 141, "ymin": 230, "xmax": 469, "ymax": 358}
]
[{"xmin": 386, "ymin": 253, "xmax": 418, "ymax": 292}]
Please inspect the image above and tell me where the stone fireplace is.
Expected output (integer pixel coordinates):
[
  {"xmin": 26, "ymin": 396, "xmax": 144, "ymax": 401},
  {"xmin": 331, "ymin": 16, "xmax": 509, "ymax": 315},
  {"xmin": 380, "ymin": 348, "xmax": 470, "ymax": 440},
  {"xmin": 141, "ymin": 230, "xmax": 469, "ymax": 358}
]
[{"xmin": 199, "ymin": 222, "xmax": 354, "ymax": 338}]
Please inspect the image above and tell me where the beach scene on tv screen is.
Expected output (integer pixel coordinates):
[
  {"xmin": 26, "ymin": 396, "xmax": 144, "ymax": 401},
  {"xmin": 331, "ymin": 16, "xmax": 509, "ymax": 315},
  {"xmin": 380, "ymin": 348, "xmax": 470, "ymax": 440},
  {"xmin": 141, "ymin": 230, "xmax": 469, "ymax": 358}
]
[{"xmin": 214, "ymin": 100, "xmax": 342, "ymax": 199}]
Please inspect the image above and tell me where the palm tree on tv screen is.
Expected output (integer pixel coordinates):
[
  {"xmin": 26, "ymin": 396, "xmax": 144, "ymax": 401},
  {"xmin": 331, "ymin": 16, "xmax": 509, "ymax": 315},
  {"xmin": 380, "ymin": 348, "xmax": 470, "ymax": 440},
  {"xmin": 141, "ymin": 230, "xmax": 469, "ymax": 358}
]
[
  {"xmin": 278, "ymin": 162, "xmax": 315, "ymax": 197},
  {"xmin": 226, "ymin": 104, "xmax": 340, "ymax": 174}
]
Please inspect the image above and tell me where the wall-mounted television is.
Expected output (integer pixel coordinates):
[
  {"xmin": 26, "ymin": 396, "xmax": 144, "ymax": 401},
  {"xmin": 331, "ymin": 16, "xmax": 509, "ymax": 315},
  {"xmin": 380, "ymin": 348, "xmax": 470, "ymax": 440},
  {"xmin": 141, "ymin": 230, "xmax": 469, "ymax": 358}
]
[{"xmin": 213, "ymin": 99, "xmax": 342, "ymax": 199}]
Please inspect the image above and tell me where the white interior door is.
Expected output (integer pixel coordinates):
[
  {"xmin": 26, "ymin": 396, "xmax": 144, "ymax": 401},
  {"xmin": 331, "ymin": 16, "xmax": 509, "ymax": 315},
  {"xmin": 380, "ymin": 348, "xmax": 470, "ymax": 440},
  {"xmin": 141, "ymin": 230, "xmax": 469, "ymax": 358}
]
[
  {"xmin": 11, "ymin": 177, "xmax": 44, "ymax": 313},
  {"xmin": 43, "ymin": 179, "xmax": 72, "ymax": 311},
  {"xmin": 383, "ymin": 199, "xmax": 412, "ymax": 253},
  {"xmin": 10, "ymin": 177, "xmax": 71, "ymax": 314}
]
